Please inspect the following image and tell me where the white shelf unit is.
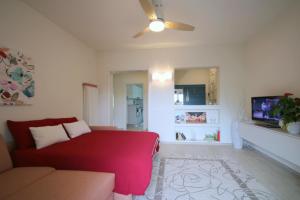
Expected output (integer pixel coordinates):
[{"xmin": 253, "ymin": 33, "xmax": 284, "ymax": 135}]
[{"xmin": 174, "ymin": 105, "xmax": 221, "ymax": 143}]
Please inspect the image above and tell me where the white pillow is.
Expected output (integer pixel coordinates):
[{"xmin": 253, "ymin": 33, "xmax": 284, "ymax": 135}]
[
  {"xmin": 63, "ymin": 120, "xmax": 91, "ymax": 138},
  {"xmin": 30, "ymin": 125, "xmax": 69, "ymax": 149}
]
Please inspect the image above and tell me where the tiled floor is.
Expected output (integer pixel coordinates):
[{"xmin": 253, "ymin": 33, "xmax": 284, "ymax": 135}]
[{"xmin": 158, "ymin": 143, "xmax": 300, "ymax": 200}]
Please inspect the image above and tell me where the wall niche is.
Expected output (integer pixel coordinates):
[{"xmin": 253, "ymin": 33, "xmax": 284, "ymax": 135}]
[{"xmin": 174, "ymin": 67, "xmax": 219, "ymax": 105}]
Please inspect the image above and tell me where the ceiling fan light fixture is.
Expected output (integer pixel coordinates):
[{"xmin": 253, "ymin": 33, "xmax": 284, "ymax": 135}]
[{"xmin": 149, "ymin": 19, "xmax": 165, "ymax": 32}]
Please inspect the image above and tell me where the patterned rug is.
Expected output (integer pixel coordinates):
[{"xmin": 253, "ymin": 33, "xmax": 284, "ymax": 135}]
[{"xmin": 134, "ymin": 156, "xmax": 279, "ymax": 200}]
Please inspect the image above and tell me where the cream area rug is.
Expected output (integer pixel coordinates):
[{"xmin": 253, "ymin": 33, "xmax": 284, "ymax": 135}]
[{"xmin": 134, "ymin": 156, "xmax": 279, "ymax": 200}]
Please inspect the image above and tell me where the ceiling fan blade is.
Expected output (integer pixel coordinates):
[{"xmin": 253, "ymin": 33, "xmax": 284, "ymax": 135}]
[
  {"xmin": 133, "ymin": 27, "xmax": 150, "ymax": 38},
  {"xmin": 139, "ymin": 0, "xmax": 157, "ymax": 20},
  {"xmin": 165, "ymin": 21, "xmax": 195, "ymax": 31}
]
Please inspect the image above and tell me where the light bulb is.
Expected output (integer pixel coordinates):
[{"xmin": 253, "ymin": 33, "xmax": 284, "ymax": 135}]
[{"xmin": 149, "ymin": 20, "xmax": 165, "ymax": 32}]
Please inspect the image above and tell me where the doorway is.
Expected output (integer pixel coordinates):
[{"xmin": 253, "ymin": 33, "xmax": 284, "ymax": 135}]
[
  {"xmin": 126, "ymin": 84, "xmax": 144, "ymax": 130},
  {"xmin": 112, "ymin": 70, "xmax": 148, "ymax": 130}
]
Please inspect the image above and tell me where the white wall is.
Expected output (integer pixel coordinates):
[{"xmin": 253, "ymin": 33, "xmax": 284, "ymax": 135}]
[
  {"xmin": 97, "ymin": 45, "xmax": 246, "ymax": 143},
  {"xmin": 113, "ymin": 71, "xmax": 148, "ymax": 130},
  {"xmin": 0, "ymin": 0, "xmax": 98, "ymax": 141},
  {"xmin": 245, "ymin": 2, "xmax": 300, "ymax": 116},
  {"xmin": 148, "ymin": 68, "xmax": 174, "ymax": 141},
  {"xmin": 175, "ymin": 68, "xmax": 210, "ymax": 85}
]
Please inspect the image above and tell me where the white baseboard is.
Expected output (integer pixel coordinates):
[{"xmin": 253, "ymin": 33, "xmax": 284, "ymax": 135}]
[{"xmin": 160, "ymin": 141, "xmax": 231, "ymax": 145}]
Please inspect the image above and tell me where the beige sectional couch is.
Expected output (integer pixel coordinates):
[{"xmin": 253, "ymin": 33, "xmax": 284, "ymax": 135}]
[{"xmin": 0, "ymin": 136, "xmax": 115, "ymax": 200}]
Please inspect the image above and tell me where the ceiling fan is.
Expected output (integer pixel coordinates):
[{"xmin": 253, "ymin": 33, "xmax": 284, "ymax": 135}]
[{"xmin": 133, "ymin": 0, "xmax": 195, "ymax": 38}]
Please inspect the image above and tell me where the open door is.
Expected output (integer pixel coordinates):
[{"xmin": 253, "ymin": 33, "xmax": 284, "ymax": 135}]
[{"xmin": 126, "ymin": 84, "xmax": 144, "ymax": 130}]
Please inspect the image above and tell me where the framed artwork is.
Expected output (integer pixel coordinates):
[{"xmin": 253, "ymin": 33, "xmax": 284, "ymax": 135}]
[
  {"xmin": 0, "ymin": 48, "xmax": 35, "ymax": 105},
  {"xmin": 186, "ymin": 112, "xmax": 207, "ymax": 123},
  {"xmin": 175, "ymin": 111, "xmax": 207, "ymax": 124}
]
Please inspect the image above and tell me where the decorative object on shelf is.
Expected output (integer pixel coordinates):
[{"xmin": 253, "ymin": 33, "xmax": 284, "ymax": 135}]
[
  {"xmin": 286, "ymin": 122, "xmax": 300, "ymax": 135},
  {"xmin": 175, "ymin": 132, "xmax": 186, "ymax": 141},
  {"xmin": 186, "ymin": 112, "xmax": 206, "ymax": 124},
  {"xmin": 278, "ymin": 119, "xmax": 286, "ymax": 130},
  {"xmin": 208, "ymin": 68, "xmax": 217, "ymax": 105},
  {"xmin": 271, "ymin": 93, "xmax": 300, "ymax": 135},
  {"xmin": 0, "ymin": 47, "xmax": 35, "ymax": 105},
  {"xmin": 174, "ymin": 89, "xmax": 183, "ymax": 105},
  {"xmin": 175, "ymin": 114, "xmax": 185, "ymax": 124},
  {"xmin": 204, "ymin": 133, "xmax": 217, "ymax": 141},
  {"xmin": 204, "ymin": 129, "xmax": 220, "ymax": 141},
  {"xmin": 175, "ymin": 109, "xmax": 219, "ymax": 125}
]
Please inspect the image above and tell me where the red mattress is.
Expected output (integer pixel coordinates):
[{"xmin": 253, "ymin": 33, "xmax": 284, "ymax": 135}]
[{"xmin": 12, "ymin": 130, "xmax": 159, "ymax": 195}]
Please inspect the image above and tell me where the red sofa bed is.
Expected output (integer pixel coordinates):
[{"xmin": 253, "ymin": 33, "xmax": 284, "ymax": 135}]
[{"xmin": 7, "ymin": 118, "xmax": 159, "ymax": 195}]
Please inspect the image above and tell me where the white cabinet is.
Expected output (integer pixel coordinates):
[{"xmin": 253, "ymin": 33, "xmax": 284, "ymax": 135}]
[{"xmin": 239, "ymin": 122, "xmax": 300, "ymax": 172}]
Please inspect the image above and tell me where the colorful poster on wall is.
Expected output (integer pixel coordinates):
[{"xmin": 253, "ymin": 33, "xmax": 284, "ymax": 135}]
[{"xmin": 0, "ymin": 48, "xmax": 35, "ymax": 105}]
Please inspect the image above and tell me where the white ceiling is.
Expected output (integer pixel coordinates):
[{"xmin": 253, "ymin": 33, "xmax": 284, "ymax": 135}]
[{"xmin": 21, "ymin": 0, "xmax": 295, "ymax": 51}]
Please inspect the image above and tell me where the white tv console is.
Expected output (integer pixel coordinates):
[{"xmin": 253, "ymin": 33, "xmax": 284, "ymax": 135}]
[{"xmin": 238, "ymin": 122, "xmax": 300, "ymax": 173}]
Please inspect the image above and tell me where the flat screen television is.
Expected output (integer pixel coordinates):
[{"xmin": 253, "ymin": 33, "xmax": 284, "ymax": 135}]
[{"xmin": 251, "ymin": 96, "xmax": 281, "ymax": 125}]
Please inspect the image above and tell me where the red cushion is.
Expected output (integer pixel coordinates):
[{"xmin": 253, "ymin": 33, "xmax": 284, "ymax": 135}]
[
  {"xmin": 7, "ymin": 117, "xmax": 78, "ymax": 150},
  {"xmin": 7, "ymin": 119, "xmax": 54, "ymax": 149},
  {"xmin": 49, "ymin": 117, "xmax": 78, "ymax": 125}
]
